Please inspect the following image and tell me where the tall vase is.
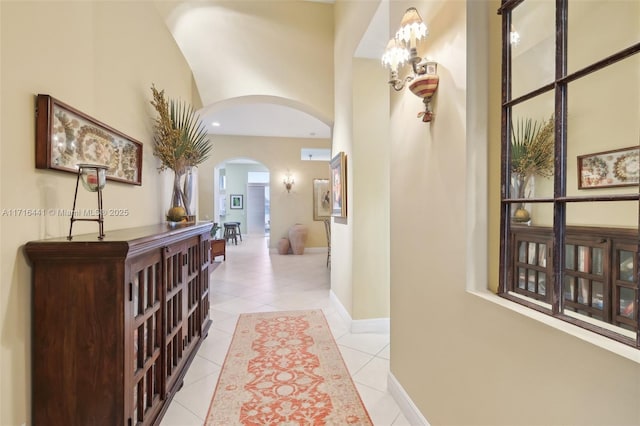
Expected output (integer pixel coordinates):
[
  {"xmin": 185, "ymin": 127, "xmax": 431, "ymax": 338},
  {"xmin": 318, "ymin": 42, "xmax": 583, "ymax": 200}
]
[
  {"xmin": 183, "ymin": 167, "xmax": 194, "ymax": 216},
  {"xmin": 171, "ymin": 171, "xmax": 190, "ymax": 216},
  {"xmin": 172, "ymin": 172, "xmax": 182, "ymax": 207},
  {"xmin": 511, "ymin": 172, "xmax": 531, "ymax": 223},
  {"xmin": 288, "ymin": 224, "xmax": 308, "ymax": 255}
]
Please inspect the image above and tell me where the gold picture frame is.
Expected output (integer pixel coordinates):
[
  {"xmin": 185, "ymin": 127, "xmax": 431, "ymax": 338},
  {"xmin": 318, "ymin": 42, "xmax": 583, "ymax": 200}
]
[
  {"xmin": 330, "ymin": 152, "xmax": 347, "ymax": 218},
  {"xmin": 313, "ymin": 178, "xmax": 331, "ymax": 221}
]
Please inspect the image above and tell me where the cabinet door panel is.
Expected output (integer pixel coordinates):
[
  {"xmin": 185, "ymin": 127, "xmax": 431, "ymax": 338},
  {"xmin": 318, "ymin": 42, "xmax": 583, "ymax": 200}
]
[
  {"xmin": 27, "ymin": 223, "xmax": 212, "ymax": 426},
  {"xmin": 129, "ymin": 251, "xmax": 164, "ymax": 425},
  {"xmin": 164, "ymin": 241, "xmax": 186, "ymax": 393}
]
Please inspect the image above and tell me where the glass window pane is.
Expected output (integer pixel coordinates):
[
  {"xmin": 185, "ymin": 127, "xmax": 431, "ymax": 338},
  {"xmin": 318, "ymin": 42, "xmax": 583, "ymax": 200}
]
[
  {"xmin": 619, "ymin": 250, "xmax": 635, "ymax": 282},
  {"xmin": 134, "ymin": 272, "xmax": 141, "ymax": 316},
  {"xmin": 568, "ymin": 0, "xmax": 640, "ymax": 74},
  {"xmin": 592, "ymin": 247, "xmax": 603, "ymax": 275},
  {"xmin": 592, "ymin": 281, "xmax": 603, "ymax": 310},
  {"xmin": 567, "ymin": 201, "xmax": 638, "ymax": 232},
  {"xmin": 133, "ymin": 384, "xmax": 138, "ymax": 422},
  {"xmin": 528, "ymin": 242, "xmax": 536, "ymax": 264},
  {"xmin": 564, "ymin": 276, "xmax": 575, "ymax": 301},
  {"xmin": 577, "ymin": 246, "xmax": 588, "ymax": 272},
  {"xmin": 143, "ymin": 271, "xmax": 148, "ymax": 309},
  {"xmin": 511, "ymin": 1, "xmax": 555, "ymax": 99},
  {"xmin": 528, "ymin": 270, "xmax": 536, "ymax": 292},
  {"xmin": 566, "ymin": 244, "xmax": 575, "ymax": 270},
  {"xmin": 518, "ymin": 267, "xmax": 526, "ymax": 289},
  {"xmin": 511, "ymin": 93, "xmax": 555, "ymax": 206},
  {"xmin": 578, "ymin": 278, "xmax": 589, "ymax": 304},
  {"xmin": 518, "ymin": 241, "xmax": 527, "ymax": 262},
  {"xmin": 620, "ymin": 287, "xmax": 636, "ymax": 319},
  {"xmin": 538, "ymin": 243, "xmax": 547, "ymax": 267},
  {"xmin": 538, "ymin": 273, "xmax": 546, "ymax": 296},
  {"xmin": 567, "ymin": 56, "xmax": 640, "ymax": 198}
]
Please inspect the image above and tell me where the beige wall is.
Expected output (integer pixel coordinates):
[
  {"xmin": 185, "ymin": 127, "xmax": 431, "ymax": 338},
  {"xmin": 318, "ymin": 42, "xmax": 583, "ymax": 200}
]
[
  {"xmin": 197, "ymin": 135, "xmax": 331, "ymax": 249},
  {"xmin": 0, "ymin": 2, "xmax": 195, "ymax": 424},
  {"xmin": 352, "ymin": 57, "xmax": 390, "ymax": 319},
  {"xmin": 158, "ymin": 0, "xmax": 335, "ymax": 124},
  {"xmin": 332, "ymin": 0, "xmax": 390, "ymax": 322},
  {"xmin": 388, "ymin": 1, "xmax": 640, "ymax": 425}
]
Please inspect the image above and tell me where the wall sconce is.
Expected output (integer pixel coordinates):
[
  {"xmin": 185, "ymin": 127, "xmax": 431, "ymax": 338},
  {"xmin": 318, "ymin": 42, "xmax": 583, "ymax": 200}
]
[
  {"xmin": 67, "ymin": 163, "xmax": 108, "ymax": 240},
  {"xmin": 381, "ymin": 7, "xmax": 439, "ymax": 122},
  {"xmin": 283, "ymin": 172, "xmax": 295, "ymax": 193}
]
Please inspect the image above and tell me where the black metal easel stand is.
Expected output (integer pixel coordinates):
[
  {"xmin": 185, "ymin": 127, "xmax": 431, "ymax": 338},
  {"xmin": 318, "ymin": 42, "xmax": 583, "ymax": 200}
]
[{"xmin": 67, "ymin": 168, "xmax": 105, "ymax": 240}]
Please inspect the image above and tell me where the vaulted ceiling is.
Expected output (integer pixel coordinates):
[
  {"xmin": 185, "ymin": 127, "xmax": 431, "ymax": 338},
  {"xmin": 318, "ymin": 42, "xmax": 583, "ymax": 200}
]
[{"xmin": 161, "ymin": 0, "xmax": 388, "ymax": 141}]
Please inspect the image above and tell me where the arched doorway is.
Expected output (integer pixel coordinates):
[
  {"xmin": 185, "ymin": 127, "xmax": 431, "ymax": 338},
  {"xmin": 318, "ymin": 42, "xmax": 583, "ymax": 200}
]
[{"xmin": 213, "ymin": 158, "xmax": 270, "ymax": 240}]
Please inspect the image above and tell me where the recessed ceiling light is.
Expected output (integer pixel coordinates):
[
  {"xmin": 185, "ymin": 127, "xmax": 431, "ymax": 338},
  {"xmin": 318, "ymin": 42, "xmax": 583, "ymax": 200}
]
[{"xmin": 212, "ymin": 121, "xmax": 221, "ymax": 127}]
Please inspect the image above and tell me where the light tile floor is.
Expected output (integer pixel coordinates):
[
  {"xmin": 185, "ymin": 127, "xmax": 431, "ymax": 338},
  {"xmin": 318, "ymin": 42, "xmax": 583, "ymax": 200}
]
[{"xmin": 161, "ymin": 235, "xmax": 410, "ymax": 426}]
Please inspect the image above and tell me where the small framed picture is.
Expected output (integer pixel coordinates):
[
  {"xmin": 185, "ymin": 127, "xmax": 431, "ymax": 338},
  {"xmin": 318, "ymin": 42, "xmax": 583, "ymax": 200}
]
[
  {"xmin": 230, "ymin": 194, "xmax": 243, "ymax": 209},
  {"xmin": 313, "ymin": 178, "xmax": 331, "ymax": 221},
  {"xmin": 577, "ymin": 146, "xmax": 639, "ymax": 189},
  {"xmin": 330, "ymin": 152, "xmax": 347, "ymax": 218}
]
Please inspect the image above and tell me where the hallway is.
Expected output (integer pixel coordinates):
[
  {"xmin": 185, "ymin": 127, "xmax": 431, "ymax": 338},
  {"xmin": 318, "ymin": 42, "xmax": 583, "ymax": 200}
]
[{"xmin": 161, "ymin": 235, "xmax": 408, "ymax": 425}]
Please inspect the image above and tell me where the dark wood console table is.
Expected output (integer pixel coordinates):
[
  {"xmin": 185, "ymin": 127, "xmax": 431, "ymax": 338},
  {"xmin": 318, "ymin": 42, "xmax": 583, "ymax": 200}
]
[{"xmin": 25, "ymin": 223, "xmax": 212, "ymax": 425}]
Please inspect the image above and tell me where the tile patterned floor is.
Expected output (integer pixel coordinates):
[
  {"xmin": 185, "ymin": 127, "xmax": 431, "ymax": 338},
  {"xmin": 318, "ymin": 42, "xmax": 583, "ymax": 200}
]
[{"xmin": 160, "ymin": 235, "xmax": 410, "ymax": 426}]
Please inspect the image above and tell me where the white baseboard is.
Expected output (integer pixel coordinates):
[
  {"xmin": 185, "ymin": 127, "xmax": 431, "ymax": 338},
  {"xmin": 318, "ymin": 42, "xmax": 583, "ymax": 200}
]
[
  {"xmin": 329, "ymin": 290, "xmax": 390, "ymax": 334},
  {"xmin": 387, "ymin": 372, "xmax": 430, "ymax": 426},
  {"xmin": 303, "ymin": 247, "xmax": 327, "ymax": 253},
  {"xmin": 268, "ymin": 247, "xmax": 327, "ymax": 254}
]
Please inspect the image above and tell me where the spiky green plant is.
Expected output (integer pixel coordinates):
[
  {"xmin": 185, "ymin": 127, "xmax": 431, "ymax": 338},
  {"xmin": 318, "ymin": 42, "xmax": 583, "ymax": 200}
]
[
  {"xmin": 150, "ymin": 84, "xmax": 212, "ymax": 175},
  {"xmin": 150, "ymin": 84, "xmax": 213, "ymax": 215},
  {"xmin": 511, "ymin": 116, "xmax": 554, "ymax": 198}
]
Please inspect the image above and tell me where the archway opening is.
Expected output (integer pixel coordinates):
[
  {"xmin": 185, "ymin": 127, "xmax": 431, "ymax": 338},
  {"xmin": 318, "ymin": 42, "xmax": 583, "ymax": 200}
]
[{"xmin": 212, "ymin": 157, "xmax": 270, "ymax": 241}]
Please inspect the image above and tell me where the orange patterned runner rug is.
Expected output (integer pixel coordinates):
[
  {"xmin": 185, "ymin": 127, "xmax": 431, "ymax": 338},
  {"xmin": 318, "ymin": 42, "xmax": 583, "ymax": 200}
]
[{"xmin": 205, "ymin": 309, "xmax": 372, "ymax": 425}]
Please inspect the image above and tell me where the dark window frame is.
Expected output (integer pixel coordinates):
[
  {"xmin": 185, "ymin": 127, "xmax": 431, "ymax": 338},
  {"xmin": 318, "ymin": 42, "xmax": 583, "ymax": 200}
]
[{"xmin": 497, "ymin": 0, "xmax": 640, "ymax": 348}]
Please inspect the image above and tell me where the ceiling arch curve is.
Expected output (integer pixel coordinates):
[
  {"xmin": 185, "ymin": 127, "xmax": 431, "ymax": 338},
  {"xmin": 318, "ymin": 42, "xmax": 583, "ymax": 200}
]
[{"xmin": 198, "ymin": 95, "xmax": 332, "ymax": 139}]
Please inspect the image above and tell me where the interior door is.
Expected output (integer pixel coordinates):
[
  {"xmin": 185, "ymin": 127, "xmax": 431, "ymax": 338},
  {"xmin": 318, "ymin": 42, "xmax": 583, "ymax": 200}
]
[{"xmin": 247, "ymin": 184, "xmax": 266, "ymax": 235}]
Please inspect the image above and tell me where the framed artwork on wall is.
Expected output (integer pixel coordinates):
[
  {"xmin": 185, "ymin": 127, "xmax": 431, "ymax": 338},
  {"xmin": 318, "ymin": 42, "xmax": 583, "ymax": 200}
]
[
  {"xmin": 230, "ymin": 194, "xmax": 243, "ymax": 209},
  {"xmin": 330, "ymin": 152, "xmax": 347, "ymax": 218},
  {"xmin": 313, "ymin": 178, "xmax": 331, "ymax": 221},
  {"xmin": 577, "ymin": 146, "xmax": 639, "ymax": 189},
  {"xmin": 35, "ymin": 94, "xmax": 143, "ymax": 185}
]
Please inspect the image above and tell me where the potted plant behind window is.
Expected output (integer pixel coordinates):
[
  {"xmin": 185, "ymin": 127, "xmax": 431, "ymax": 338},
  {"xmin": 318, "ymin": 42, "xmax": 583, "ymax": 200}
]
[
  {"xmin": 510, "ymin": 116, "xmax": 554, "ymax": 223},
  {"xmin": 150, "ymin": 84, "xmax": 212, "ymax": 223}
]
